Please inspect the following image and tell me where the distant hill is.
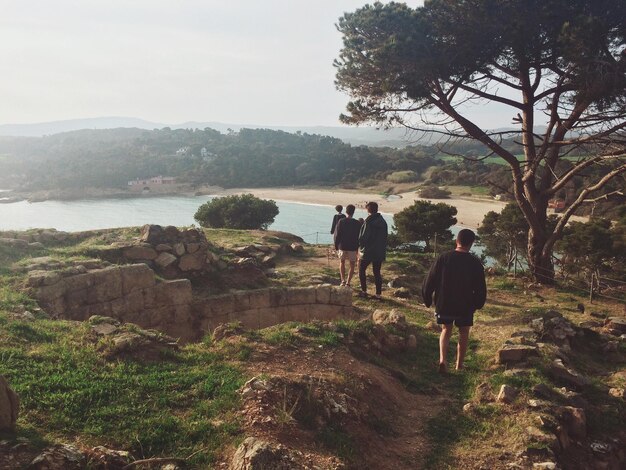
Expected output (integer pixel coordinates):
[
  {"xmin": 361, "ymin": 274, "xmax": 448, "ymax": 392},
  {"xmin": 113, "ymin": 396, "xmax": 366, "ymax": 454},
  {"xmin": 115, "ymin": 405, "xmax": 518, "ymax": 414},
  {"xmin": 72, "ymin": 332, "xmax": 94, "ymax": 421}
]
[{"xmin": 0, "ymin": 116, "xmax": 438, "ymax": 147}]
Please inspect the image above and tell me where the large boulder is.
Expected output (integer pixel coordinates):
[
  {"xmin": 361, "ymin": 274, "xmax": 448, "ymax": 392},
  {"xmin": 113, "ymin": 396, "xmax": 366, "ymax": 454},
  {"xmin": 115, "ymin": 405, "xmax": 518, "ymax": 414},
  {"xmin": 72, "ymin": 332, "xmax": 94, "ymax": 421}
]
[{"xmin": 0, "ymin": 375, "xmax": 19, "ymax": 431}]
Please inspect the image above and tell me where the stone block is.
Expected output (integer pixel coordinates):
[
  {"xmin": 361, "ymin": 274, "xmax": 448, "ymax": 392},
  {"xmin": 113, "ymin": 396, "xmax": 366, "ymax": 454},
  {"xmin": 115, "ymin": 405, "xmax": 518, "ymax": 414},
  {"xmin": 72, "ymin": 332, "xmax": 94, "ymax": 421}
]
[
  {"xmin": 231, "ymin": 309, "xmax": 260, "ymax": 330},
  {"xmin": 497, "ymin": 384, "xmax": 518, "ymax": 404},
  {"xmin": 155, "ymin": 243, "xmax": 172, "ymax": 252},
  {"xmin": 173, "ymin": 242, "xmax": 186, "ymax": 256},
  {"xmin": 309, "ymin": 304, "xmax": 342, "ymax": 322},
  {"xmin": 66, "ymin": 288, "xmax": 89, "ymax": 310},
  {"xmin": 35, "ymin": 280, "xmax": 67, "ymax": 303},
  {"xmin": 248, "ymin": 289, "xmax": 271, "ymax": 309},
  {"xmin": 121, "ymin": 264, "xmax": 155, "ymax": 294},
  {"xmin": 109, "ymin": 298, "xmax": 127, "ymax": 317},
  {"xmin": 330, "ymin": 286, "xmax": 352, "ymax": 306},
  {"xmin": 340, "ymin": 306, "xmax": 354, "ymax": 318},
  {"xmin": 258, "ymin": 307, "xmax": 283, "ymax": 329},
  {"xmin": 64, "ymin": 272, "xmax": 95, "ymax": 291},
  {"xmin": 90, "ymin": 267, "xmax": 123, "ymax": 303},
  {"xmin": 142, "ymin": 287, "xmax": 157, "ymax": 309},
  {"xmin": 269, "ymin": 288, "xmax": 288, "ymax": 307},
  {"xmin": 496, "ymin": 344, "xmax": 539, "ymax": 364},
  {"xmin": 285, "ymin": 305, "xmax": 309, "ymax": 323},
  {"xmin": 125, "ymin": 289, "xmax": 144, "ymax": 312},
  {"xmin": 123, "ymin": 244, "xmax": 158, "ymax": 260},
  {"xmin": 88, "ymin": 302, "xmax": 112, "ymax": 317},
  {"xmin": 179, "ymin": 253, "xmax": 205, "ymax": 271},
  {"xmin": 173, "ymin": 304, "xmax": 192, "ymax": 323},
  {"xmin": 233, "ymin": 292, "xmax": 251, "ymax": 311},
  {"xmin": 287, "ymin": 287, "xmax": 316, "ymax": 305},
  {"xmin": 154, "ymin": 252, "xmax": 178, "ymax": 269},
  {"xmin": 207, "ymin": 295, "xmax": 235, "ymax": 317},
  {"xmin": 156, "ymin": 280, "xmax": 192, "ymax": 306},
  {"xmin": 315, "ymin": 285, "xmax": 332, "ymax": 304}
]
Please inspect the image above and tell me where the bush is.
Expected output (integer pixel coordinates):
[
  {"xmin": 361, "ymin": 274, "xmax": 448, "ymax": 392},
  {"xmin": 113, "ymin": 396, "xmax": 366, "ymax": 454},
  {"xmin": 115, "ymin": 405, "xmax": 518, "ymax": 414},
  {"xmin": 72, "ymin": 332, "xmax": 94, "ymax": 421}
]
[
  {"xmin": 386, "ymin": 170, "xmax": 418, "ymax": 183},
  {"xmin": 418, "ymin": 185, "xmax": 451, "ymax": 199},
  {"xmin": 194, "ymin": 194, "xmax": 279, "ymax": 230}
]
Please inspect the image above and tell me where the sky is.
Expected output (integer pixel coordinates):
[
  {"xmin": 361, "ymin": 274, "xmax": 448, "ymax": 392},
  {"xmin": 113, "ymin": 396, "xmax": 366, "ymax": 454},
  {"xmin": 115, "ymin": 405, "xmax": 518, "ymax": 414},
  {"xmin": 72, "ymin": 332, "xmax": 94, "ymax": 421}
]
[{"xmin": 0, "ymin": 1, "xmax": 511, "ymax": 128}]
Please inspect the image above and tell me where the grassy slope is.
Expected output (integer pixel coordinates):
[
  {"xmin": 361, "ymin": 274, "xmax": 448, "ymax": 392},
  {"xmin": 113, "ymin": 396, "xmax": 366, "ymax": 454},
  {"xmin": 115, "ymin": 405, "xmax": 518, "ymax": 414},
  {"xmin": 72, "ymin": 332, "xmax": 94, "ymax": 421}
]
[{"xmin": 0, "ymin": 228, "xmax": 624, "ymax": 468}]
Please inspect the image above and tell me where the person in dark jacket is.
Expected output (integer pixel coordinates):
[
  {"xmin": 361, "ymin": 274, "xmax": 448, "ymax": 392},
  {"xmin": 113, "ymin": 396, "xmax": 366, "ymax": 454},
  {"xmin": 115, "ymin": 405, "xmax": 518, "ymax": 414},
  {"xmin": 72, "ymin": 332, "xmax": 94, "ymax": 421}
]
[
  {"xmin": 422, "ymin": 229, "xmax": 486, "ymax": 373},
  {"xmin": 358, "ymin": 201, "xmax": 388, "ymax": 299},
  {"xmin": 334, "ymin": 204, "xmax": 361, "ymax": 286},
  {"xmin": 330, "ymin": 205, "xmax": 346, "ymax": 234}
]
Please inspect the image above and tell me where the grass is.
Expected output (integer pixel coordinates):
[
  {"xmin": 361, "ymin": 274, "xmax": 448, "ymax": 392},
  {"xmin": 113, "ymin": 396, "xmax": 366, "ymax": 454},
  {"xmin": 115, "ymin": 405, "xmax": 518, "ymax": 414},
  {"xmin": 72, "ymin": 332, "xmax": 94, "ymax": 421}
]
[{"xmin": 0, "ymin": 314, "xmax": 246, "ymax": 467}]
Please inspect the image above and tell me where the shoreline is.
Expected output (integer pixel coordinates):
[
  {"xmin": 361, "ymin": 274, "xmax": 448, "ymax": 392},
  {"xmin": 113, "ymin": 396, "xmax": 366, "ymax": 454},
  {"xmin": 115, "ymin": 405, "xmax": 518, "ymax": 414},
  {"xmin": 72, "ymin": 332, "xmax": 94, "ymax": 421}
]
[
  {"xmin": 0, "ymin": 185, "xmax": 507, "ymax": 228},
  {"xmin": 217, "ymin": 187, "xmax": 508, "ymax": 228}
]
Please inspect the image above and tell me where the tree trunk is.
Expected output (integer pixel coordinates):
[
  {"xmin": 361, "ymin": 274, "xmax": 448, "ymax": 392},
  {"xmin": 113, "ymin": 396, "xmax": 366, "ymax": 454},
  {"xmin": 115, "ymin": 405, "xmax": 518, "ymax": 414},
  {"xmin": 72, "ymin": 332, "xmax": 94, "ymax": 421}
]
[{"xmin": 527, "ymin": 227, "xmax": 555, "ymax": 284}]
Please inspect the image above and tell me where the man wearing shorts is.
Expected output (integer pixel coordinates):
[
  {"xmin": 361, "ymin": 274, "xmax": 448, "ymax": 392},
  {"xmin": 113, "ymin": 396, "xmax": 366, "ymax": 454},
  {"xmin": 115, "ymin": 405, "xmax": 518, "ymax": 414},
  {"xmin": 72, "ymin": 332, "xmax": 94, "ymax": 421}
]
[
  {"xmin": 333, "ymin": 204, "xmax": 360, "ymax": 286},
  {"xmin": 422, "ymin": 229, "xmax": 486, "ymax": 373}
]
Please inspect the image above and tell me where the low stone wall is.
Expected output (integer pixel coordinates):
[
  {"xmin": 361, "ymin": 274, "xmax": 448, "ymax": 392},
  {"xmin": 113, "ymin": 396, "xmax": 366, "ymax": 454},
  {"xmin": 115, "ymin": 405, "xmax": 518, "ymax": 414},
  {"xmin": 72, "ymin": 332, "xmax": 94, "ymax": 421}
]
[
  {"xmin": 30, "ymin": 264, "xmax": 352, "ymax": 342},
  {"xmin": 192, "ymin": 285, "xmax": 353, "ymax": 333},
  {"xmin": 29, "ymin": 264, "xmax": 196, "ymax": 341}
]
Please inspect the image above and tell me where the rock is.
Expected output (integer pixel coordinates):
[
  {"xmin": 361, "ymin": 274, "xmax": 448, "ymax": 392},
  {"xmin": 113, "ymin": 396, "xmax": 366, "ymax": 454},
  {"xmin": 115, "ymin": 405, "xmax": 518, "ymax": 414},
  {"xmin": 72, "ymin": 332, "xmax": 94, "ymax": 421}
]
[
  {"xmin": 606, "ymin": 317, "xmax": 626, "ymax": 334},
  {"xmin": 102, "ymin": 328, "xmax": 178, "ymax": 362},
  {"xmin": 240, "ymin": 377, "xmax": 273, "ymax": 399},
  {"xmin": 497, "ymin": 384, "xmax": 518, "ymax": 404},
  {"xmin": 555, "ymin": 406, "xmax": 586, "ymax": 440},
  {"xmin": 549, "ymin": 359, "xmax": 588, "ymax": 388},
  {"xmin": 533, "ymin": 383, "xmax": 555, "ymax": 400},
  {"xmin": 91, "ymin": 323, "xmax": 118, "ymax": 336},
  {"xmin": 602, "ymin": 341, "xmax": 619, "ymax": 353},
  {"xmin": 90, "ymin": 446, "xmax": 132, "ymax": 468},
  {"xmin": 155, "ymin": 243, "xmax": 172, "ymax": 252},
  {"xmin": 497, "ymin": 344, "xmax": 538, "ymax": 364},
  {"xmin": 172, "ymin": 242, "xmax": 186, "ymax": 256},
  {"xmin": 533, "ymin": 463, "xmax": 557, "ymax": 470},
  {"xmin": 155, "ymin": 252, "xmax": 178, "ymax": 269},
  {"xmin": 608, "ymin": 388, "xmax": 625, "ymax": 399},
  {"xmin": 406, "ymin": 334, "xmax": 417, "ymax": 350},
  {"xmin": 462, "ymin": 403, "xmax": 474, "ymax": 413},
  {"xmin": 230, "ymin": 437, "xmax": 292, "ymax": 470},
  {"xmin": 528, "ymin": 399, "xmax": 552, "ymax": 409},
  {"xmin": 393, "ymin": 287, "xmax": 411, "ymax": 298},
  {"xmin": 290, "ymin": 243, "xmax": 304, "ymax": 253},
  {"xmin": 578, "ymin": 320, "xmax": 603, "ymax": 329},
  {"xmin": 28, "ymin": 444, "xmax": 85, "ymax": 470},
  {"xmin": 178, "ymin": 253, "xmax": 205, "ymax": 271},
  {"xmin": 475, "ymin": 382, "xmax": 494, "ymax": 403},
  {"xmin": 123, "ymin": 244, "xmax": 158, "ymax": 260},
  {"xmin": 140, "ymin": 224, "xmax": 165, "ymax": 244},
  {"xmin": 372, "ymin": 309, "xmax": 408, "ymax": 330},
  {"xmin": 0, "ymin": 375, "xmax": 19, "ymax": 431},
  {"xmin": 503, "ymin": 368, "xmax": 531, "ymax": 378}
]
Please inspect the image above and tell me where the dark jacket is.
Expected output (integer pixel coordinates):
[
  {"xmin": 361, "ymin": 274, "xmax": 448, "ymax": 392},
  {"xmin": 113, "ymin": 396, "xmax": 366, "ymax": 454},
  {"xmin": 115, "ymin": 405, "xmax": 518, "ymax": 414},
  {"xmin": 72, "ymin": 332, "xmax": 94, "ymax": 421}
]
[
  {"xmin": 330, "ymin": 213, "xmax": 346, "ymax": 234},
  {"xmin": 358, "ymin": 213, "xmax": 388, "ymax": 262},
  {"xmin": 334, "ymin": 217, "xmax": 361, "ymax": 251},
  {"xmin": 422, "ymin": 250, "xmax": 486, "ymax": 318}
]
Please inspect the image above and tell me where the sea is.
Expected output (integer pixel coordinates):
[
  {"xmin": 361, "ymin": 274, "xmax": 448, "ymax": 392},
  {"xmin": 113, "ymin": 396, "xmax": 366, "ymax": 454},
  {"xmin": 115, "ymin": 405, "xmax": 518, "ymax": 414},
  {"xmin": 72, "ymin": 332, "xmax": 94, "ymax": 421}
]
[{"xmin": 0, "ymin": 195, "xmax": 483, "ymax": 257}]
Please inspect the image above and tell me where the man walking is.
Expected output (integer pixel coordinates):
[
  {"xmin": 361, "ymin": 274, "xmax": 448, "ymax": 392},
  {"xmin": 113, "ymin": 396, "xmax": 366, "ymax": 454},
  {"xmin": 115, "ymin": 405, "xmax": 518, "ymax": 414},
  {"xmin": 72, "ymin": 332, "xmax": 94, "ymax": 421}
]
[
  {"xmin": 358, "ymin": 202, "xmax": 388, "ymax": 299},
  {"xmin": 334, "ymin": 204, "xmax": 360, "ymax": 286},
  {"xmin": 422, "ymin": 229, "xmax": 486, "ymax": 373},
  {"xmin": 330, "ymin": 205, "xmax": 346, "ymax": 234}
]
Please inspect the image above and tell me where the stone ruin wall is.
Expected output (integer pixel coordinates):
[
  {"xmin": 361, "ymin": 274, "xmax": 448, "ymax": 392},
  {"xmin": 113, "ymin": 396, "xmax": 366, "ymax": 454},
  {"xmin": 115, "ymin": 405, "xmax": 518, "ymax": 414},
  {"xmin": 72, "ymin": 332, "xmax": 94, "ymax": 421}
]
[{"xmin": 30, "ymin": 264, "xmax": 352, "ymax": 343}]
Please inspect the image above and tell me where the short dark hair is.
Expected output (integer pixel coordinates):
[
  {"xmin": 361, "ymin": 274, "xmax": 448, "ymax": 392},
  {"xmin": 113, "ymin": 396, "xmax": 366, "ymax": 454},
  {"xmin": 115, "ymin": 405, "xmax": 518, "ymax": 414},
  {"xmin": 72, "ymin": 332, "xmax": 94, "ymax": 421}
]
[
  {"xmin": 457, "ymin": 229, "xmax": 476, "ymax": 247},
  {"xmin": 365, "ymin": 201, "xmax": 378, "ymax": 213},
  {"xmin": 346, "ymin": 204, "xmax": 355, "ymax": 216},
  {"xmin": 335, "ymin": 205, "xmax": 343, "ymax": 213}
]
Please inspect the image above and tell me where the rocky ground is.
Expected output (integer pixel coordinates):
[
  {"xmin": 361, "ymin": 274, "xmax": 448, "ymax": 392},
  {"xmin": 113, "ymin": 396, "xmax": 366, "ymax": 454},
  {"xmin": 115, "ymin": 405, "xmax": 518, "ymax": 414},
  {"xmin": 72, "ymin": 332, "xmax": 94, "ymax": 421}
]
[{"xmin": 0, "ymin": 226, "xmax": 624, "ymax": 469}]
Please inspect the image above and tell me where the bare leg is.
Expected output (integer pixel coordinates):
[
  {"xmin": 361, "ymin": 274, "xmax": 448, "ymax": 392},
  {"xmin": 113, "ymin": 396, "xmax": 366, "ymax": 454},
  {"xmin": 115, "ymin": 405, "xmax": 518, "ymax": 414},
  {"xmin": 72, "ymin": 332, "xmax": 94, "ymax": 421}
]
[
  {"xmin": 339, "ymin": 258, "xmax": 346, "ymax": 284},
  {"xmin": 456, "ymin": 326, "xmax": 471, "ymax": 370},
  {"xmin": 346, "ymin": 260, "xmax": 356, "ymax": 285},
  {"xmin": 439, "ymin": 324, "xmax": 453, "ymax": 373}
]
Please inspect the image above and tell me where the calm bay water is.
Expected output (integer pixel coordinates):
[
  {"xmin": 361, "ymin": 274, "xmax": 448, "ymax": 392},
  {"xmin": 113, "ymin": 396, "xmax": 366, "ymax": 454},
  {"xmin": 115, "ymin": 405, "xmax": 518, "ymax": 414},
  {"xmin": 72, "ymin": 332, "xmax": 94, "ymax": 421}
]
[
  {"xmin": 0, "ymin": 195, "xmax": 484, "ymax": 258},
  {"xmin": 0, "ymin": 196, "xmax": 382, "ymax": 245}
]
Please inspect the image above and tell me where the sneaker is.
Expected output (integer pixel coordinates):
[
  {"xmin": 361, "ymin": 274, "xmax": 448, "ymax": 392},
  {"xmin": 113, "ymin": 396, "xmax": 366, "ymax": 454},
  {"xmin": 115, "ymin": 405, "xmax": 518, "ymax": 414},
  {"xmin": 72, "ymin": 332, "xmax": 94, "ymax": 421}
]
[
  {"xmin": 373, "ymin": 294, "xmax": 383, "ymax": 301},
  {"xmin": 438, "ymin": 362, "xmax": 448, "ymax": 375},
  {"xmin": 357, "ymin": 291, "xmax": 368, "ymax": 298}
]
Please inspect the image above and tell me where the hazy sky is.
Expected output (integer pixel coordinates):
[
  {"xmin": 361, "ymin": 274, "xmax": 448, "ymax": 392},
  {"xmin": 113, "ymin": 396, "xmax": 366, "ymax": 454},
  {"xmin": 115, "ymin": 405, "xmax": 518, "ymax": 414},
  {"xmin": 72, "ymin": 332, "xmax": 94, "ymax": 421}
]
[{"xmin": 0, "ymin": 1, "xmax": 511, "ymax": 128}]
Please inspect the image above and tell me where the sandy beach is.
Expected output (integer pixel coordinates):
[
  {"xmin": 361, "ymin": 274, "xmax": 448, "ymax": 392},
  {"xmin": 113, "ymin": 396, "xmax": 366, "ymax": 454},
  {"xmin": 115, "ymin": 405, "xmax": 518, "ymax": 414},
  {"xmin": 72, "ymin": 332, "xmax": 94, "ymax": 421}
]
[{"xmin": 219, "ymin": 187, "xmax": 508, "ymax": 228}]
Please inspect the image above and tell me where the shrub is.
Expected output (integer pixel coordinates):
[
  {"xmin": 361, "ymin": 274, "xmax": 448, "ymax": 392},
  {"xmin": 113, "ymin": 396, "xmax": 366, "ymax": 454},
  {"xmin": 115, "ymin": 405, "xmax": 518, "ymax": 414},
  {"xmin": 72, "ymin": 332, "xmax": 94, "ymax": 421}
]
[
  {"xmin": 418, "ymin": 185, "xmax": 451, "ymax": 199},
  {"xmin": 194, "ymin": 194, "xmax": 279, "ymax": 230},
  {"xmin": 386, "ymin": 170, "xmax": 418, "ymax": 183}
]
